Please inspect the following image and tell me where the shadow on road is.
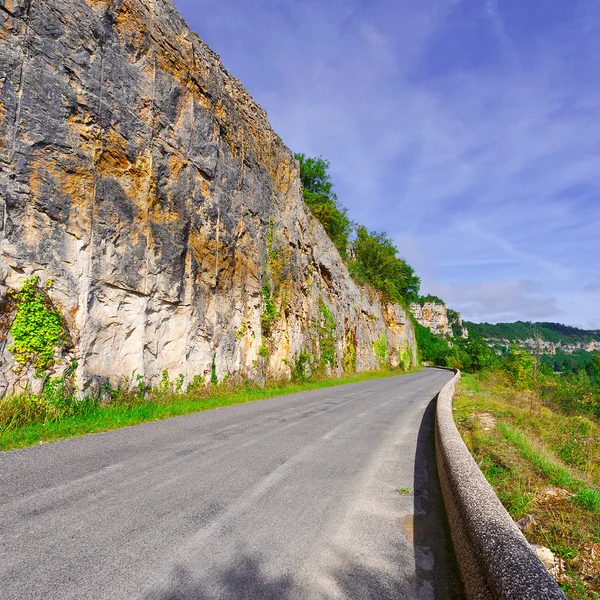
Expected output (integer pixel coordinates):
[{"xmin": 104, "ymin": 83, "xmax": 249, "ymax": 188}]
[
  {"xmin": 143, "ymin": 554, "xmax": 293, "ymax": 600},
  {"xmin": 412, "ymin": 397, "xmax": 465, "ymax": 600},
  {"xmin": 144, "ymin": 397, "xmax": 466, "ymax": 600}
]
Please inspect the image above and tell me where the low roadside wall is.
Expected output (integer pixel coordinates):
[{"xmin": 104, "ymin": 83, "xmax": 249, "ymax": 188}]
[{"xmin": 435, "ymin": 370, "xmax": 567, "ymax": 599}]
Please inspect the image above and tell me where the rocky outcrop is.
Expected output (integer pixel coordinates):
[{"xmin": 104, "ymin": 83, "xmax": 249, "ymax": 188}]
[
  {"xmin": 409, "ymin": 302, "xmax": 468, "ymax": 339},
  {"xmin": 410, "ymin": 303, "xmax": 449, "ymax": 336},
  {"xmin": 410, "ymin": 302, "xmax": 468, "ymax": 339},
  {"xmin": 0, "ymin": 0, "xmax": 416, "ymax": 395}
]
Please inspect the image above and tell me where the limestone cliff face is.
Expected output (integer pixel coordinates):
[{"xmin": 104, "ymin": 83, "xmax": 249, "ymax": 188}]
[
  {"xmin": 0, "ymin": 0, "xmax": 416, "ymax": 394},
  {"xmin": 409, "ymin": 302, "xmax": 468, "ymax": 339},
  {"xmin": 410, "ymin": 303, "xmax": 449, "ymax": 337}
]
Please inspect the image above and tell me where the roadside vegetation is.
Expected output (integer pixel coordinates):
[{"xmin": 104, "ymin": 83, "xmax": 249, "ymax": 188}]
[
  {"xmin": 453, "ymin": 356, "xmax": 600, "ymax": 598},
  {"xmin": 0, "ymin": 366, "xmax": 420, "ymax": 451}
]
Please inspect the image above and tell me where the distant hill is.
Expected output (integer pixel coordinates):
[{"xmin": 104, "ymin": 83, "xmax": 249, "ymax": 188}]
[{"xmin": 464, "ymin": 321, "xmax": 600, "ymax": 345}]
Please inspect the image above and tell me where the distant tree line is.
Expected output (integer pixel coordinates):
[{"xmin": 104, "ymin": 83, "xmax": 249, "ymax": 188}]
[{"xmin": 465, "ymin": 320, "xmax": 600, "ymax": 344}]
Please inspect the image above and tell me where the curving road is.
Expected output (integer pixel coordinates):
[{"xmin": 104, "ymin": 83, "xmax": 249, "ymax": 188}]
[{"xmin": 0, "ymin": 368, "xmax": 460, "ymax": 599}]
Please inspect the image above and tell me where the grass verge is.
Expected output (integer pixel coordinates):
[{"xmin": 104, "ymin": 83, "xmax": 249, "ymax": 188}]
[
  {"xmin": 0, "ymin": 367, "xmax": 421, "ymax": 452},
  {"xmin": 454, "ymin": 371, "xmax": 600, "ymax": 599}
]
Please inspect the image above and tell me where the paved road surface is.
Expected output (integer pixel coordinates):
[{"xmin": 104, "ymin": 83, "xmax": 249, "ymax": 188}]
[{"xmin": 1, "ymin": 368, "xmax": 458, "ymax": 599}]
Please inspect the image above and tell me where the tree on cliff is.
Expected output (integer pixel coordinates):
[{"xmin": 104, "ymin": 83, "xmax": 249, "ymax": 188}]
[
  {"xmin": 348, "ymin": 226, "xmax": 421, "ymax": 303},
  {"xmin": 294, "ymin": 153, "xmax": 353, "ymax": 259}
]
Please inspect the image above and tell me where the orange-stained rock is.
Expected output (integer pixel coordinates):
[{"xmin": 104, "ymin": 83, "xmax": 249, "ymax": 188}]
[{"xmin": 0, "ymin": 0, "xmax": 417, "ymax": 394}]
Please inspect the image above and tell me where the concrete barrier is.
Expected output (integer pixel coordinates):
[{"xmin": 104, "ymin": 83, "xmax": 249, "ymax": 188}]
[{"xmin": 435, "ymin": 370, "xmax": 567, "ymax": 599}]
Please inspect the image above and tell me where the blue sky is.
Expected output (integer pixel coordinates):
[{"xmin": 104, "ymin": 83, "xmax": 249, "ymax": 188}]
[{"xmin": 174, "ymin": 0, "xmax": 600, "ymax": 328}]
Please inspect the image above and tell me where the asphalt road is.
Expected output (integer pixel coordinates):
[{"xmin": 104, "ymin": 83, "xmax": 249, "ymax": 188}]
[{"xmin": 0, "ymin": 368, "xmax": 458, "ymax": 600}]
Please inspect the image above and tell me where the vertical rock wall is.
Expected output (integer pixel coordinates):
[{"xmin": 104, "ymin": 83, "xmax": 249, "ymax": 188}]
[
  {"xmin": 409, "ymin": 302, "xmax": 468, "ymax": 339},
  {"xmin": 0, "ymin": 0, "xmax": 417, "ymax": 394}
]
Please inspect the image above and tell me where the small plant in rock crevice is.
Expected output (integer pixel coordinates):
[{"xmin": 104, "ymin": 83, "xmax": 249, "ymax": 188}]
[
  {"xmin": 260, "ymin": 218, "xmax": 286, "ymax": 343},
  {"xmin": 318, "ymin": 298, "xmax": 336, "ymax": 370},
  {"xmin": 398, "ymin": 340, "xmax": 411, "ymax": 371},
  {"xmin": 291, "ymin": 350, "xmax": 314, "ymax": 383},
  {"xmin": 373, "ymin": 333, "xmax": 387, "ymax": 368},
  {"xmin": 211, "ymin": 355, "xmax": 218, "ymax": 385}
]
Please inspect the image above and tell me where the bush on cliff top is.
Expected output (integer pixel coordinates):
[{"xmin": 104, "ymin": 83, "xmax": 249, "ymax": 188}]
[
  {"xmin": 295, "ymin": 153, "xmax": 353, "ymax": 259},
  {"xmin": 348, "ymin": 226, "xmax": 421, "ymax": 304},
  {"xmin": 295, "ymin": 152, "xmax": 421, "ymax": 305}
]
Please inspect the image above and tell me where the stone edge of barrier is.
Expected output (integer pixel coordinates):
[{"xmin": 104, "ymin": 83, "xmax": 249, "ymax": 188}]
[{"xmin": 434, "ymin": 369, "xmax": 567, "ymax": 600}]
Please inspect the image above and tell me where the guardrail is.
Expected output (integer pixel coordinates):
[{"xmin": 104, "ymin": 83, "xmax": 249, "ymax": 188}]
[{"xmin": 435, "ymin": 370, "xmax": 567, "ymax": 599}]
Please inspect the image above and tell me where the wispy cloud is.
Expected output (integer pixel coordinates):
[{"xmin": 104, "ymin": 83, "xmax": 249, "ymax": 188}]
[
  {"xmin": 435, "ymin": 280, "xmax": 564, "ymax": 323},
  {"xmin": 175, "ymin": 0, "xmax": 600, "ymax": 327}
]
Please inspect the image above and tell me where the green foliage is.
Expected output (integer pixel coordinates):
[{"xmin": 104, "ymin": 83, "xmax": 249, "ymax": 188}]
[
  {"xmin": 447, "ymin": 309, "xmax": 467, "ymax": 338},
  {"xmin": 260, "ymin": 218, "xmax": 283, "ymax": 341},
  {"xmin": 540, "ymin": 348, "xmax": 600, "ymax": 375},
  {"xmin": 152, "ymin": 371, "xmax": 185, "ymax": 396},
  {"xmin": 373, "ymin": 333, "xmax": 387, "ymax": 368},
  {"xmin": 413, "ymin": 320, "xmax": 497, "ymax": 373},
  {"xmin": 0, "ymin": 360, "xmax": 98, "ymax": 431},
  {"xmin": 414, "ymin": 322, "xmax": 453, "ymax": 366},
  {"xmin": 188, "ymin": 375, "xmax": 205, "ymax": 394},
  {"xmin": 456, "ymin": 334, "xmax": 499, "ymax": 373},
  {"xmin": 589, "ymin": 354, "xmax": 600, "ymax": 378},
  {"xmin": 398, "ymin": 341, "xmax": 411, "ymax": 371},
  {"xmin": 504, "ymin": 346, "xmax": 536, "ymax": 389},
  {"xmin": 258, "ymin": 344, "xmax": 269, "ymax": 359},
  {"xmin": 260, "ymin": 276, "xmax": 278, "ymax": 338},
  {"xmin": 294, "ymin": 153, "xmax": 353, "ymax": 259},
  {"xmin": 235, "ymin": 320, "xmax": 248, "ymax": 340},
  {"xmin": 539, "ymin": 370, "xmax": 600, "ymax": 420},
  {"xmin": 291, "ymin": 350, "xmax": 313, "ymax": 383},
  {"xmin": 211, "ymin": 355, "xmax": 218, "ymax": 385},
  {"xmin": 348, "ymin": 226, "xmax": 420, "ymax": 303},
  {"xmin": 7, "ymin": 276, "xmax": 68, "ymax": 374},
  {"xmin": 415, "ymin": 294, "xmax": 445, "ymax": 305},
  {"xmin": 318, "ymin": 298, "xmax": 336, "ymax": 369},
  {"xmin": 157, "ymin": 370, "xmax": 172, "ymax": 395},
  {"xmin": 135, "ymin": 374, "xmax": 150, "ymax": 401}
]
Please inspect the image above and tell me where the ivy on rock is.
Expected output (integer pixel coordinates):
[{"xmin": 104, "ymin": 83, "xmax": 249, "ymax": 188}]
[{"xmin": 7, "ymin": 276, "xmax": 69, "ymax": 374}]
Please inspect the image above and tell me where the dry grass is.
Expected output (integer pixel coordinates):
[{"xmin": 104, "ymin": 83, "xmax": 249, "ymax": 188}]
[{"xmin": 454, "ymin": 372, "xmax": 600, "ymax": 599}]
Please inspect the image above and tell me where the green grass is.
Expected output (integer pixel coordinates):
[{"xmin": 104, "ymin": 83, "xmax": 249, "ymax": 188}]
[
  {"xmin": 0, "ymin": 367, "xmax": 421, "ymax": 451},
  {"xmin": 395, "ymin": 487, "xmax": 412, "ymax": 496}
]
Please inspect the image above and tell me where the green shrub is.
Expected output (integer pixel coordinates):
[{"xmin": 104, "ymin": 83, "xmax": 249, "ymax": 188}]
[
  {"xmin": 211, "ymin": 356, "xmax": 218, "ymax": 385},
  {"xmin": 7, "ymin": 276, "xmax": 69, "ymax": 374},
  {"xmin": 291, "ymin": 350, "xmax": 313, "ymax": 383},
  {"xmin": 373, "ymin": 333, "xmax": 387, "ymax": 368},
  {"xmin": 295, "ymin": 153, "xmax": 352, "ymax": 259},
  {"xmin": 348, "ymin": 226, "xmax": 420, "ymax": 303}
]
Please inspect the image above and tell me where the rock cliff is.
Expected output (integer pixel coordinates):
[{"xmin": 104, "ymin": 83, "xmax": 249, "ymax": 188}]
[
  {"xmin": 0, "ymin": 0, "xmax": 416, "ymax": 394},
  {"xmin": 409, "ymin": 302, "xmax": 468, "ymax": 339}
]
